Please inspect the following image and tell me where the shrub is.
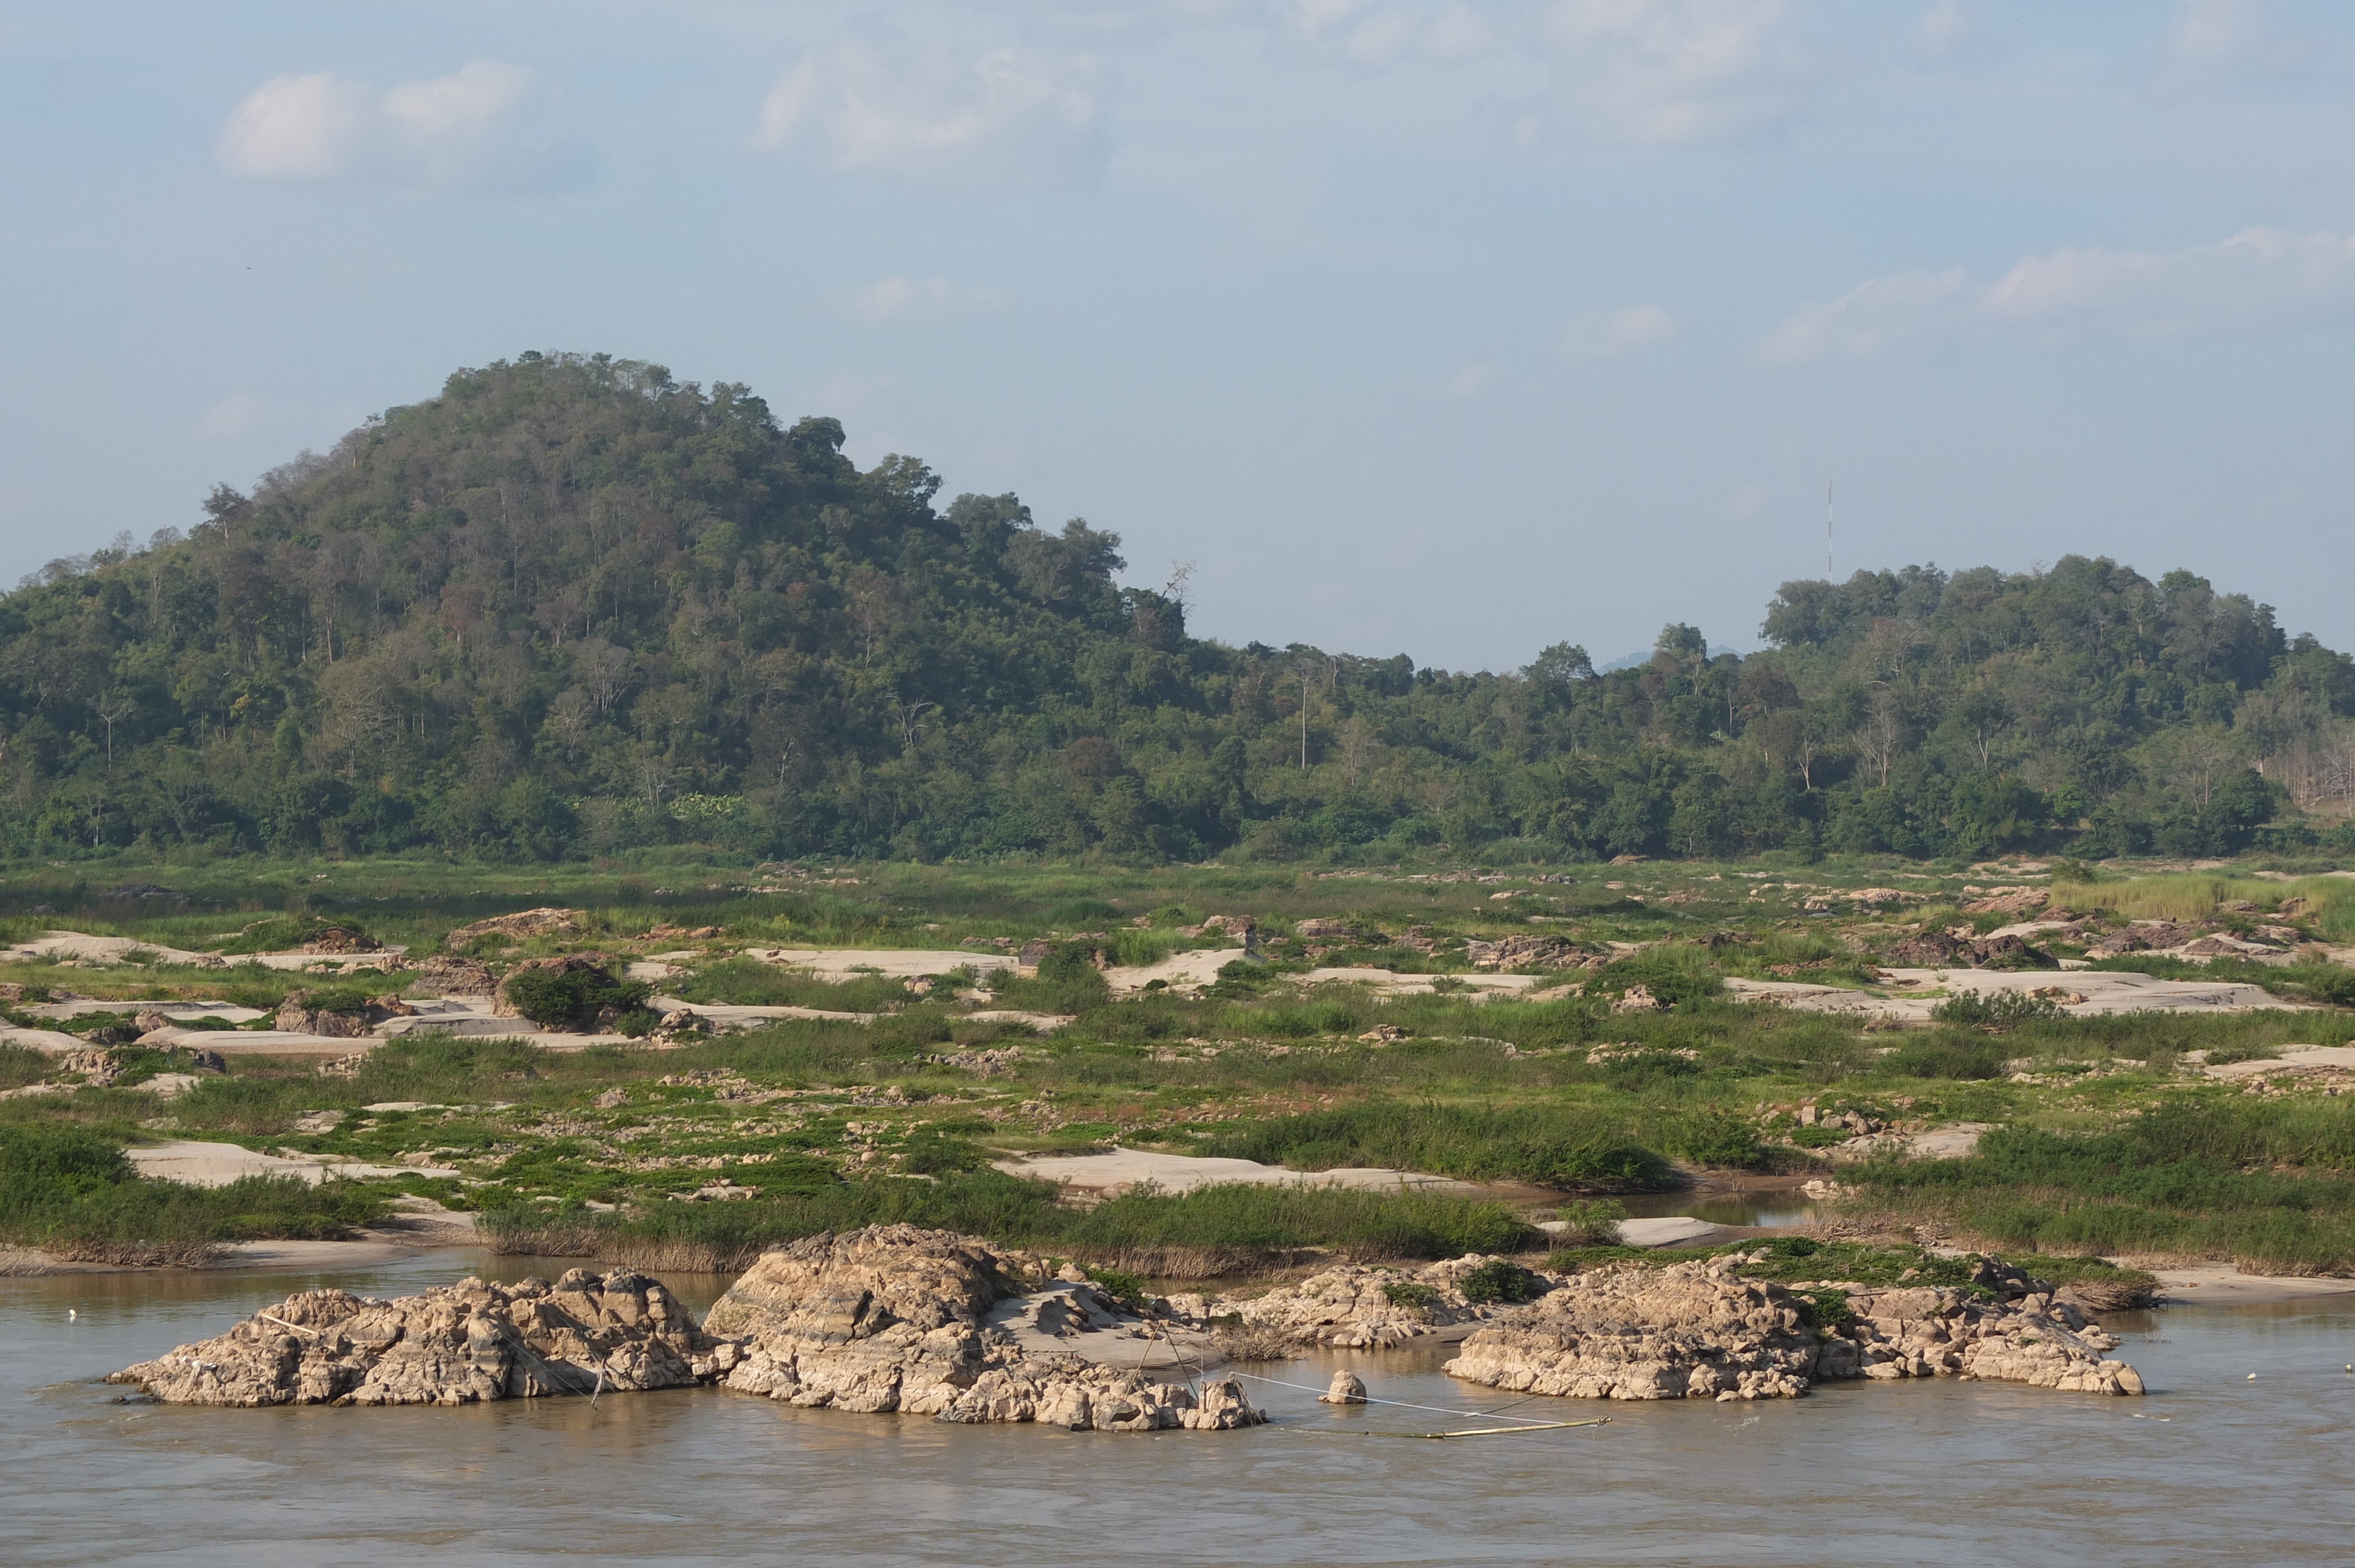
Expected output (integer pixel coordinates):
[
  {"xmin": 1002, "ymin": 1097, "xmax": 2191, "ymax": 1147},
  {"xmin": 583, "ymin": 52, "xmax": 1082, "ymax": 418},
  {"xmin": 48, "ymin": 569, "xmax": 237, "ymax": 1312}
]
[
  {"xmin": 1930, "ymin": 991, "xmax": 2064, "ymax": 1029},
  {"xmin": 1880, "ymin": 1038, "xmax": 2011, "ymax": 1079},
  {"xmin": 1082, "ymin": 1264, "xmax": 1147, "ymax": 1308},
  {"xmin": 1661, "ymin": 1110, "xmax": 1766, "ymax": 1169},
  {"xmin": 1458, "ymin": 1257, "xmax": 1544, "ymax": 1305},
  {"xmin": 503, "ymin": 964, "xmax": 652, "ymax": 1031},
  {"xmin": 1551, "ymin": 1197, "xmax": 1628, "ymax": 1247}
]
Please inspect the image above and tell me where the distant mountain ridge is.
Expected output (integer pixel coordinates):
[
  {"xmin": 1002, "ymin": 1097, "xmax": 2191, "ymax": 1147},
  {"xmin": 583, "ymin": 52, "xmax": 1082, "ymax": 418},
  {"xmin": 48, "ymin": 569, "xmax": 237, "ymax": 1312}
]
[{"xmin": 2, "ymin": 350, "xmax": 2349, "ymax": 865}]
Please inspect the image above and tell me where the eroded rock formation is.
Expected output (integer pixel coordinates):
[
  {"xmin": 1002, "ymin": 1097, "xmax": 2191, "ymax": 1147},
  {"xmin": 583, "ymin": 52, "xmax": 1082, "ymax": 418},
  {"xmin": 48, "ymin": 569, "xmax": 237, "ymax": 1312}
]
[
  {"xmin": 1194, "ymin": 1257, "xmax": 1550, "ymax": 1350},
  {"xmin": 110, "ymin": 1268, "xmax": 735, "ymax": 1407},
  {"xmin": 706, "ymin": 1225, "xmax": 1263, "ymax": 1431},
  {"xmin": 1444, "ymin": 1256, "xmax": 2144, "ymax": 1403},
  {"xmin": 1444, "ymin": 1260, "xmax": 1820, "ymax": 1401}
]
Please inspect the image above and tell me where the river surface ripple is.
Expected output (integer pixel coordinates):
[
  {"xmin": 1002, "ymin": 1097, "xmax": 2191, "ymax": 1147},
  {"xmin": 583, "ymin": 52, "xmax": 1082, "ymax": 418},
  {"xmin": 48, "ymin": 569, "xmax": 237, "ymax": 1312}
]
[{"xmin": 5, "ymin": 1250, "xmax": 2353, "ymax": 1567}]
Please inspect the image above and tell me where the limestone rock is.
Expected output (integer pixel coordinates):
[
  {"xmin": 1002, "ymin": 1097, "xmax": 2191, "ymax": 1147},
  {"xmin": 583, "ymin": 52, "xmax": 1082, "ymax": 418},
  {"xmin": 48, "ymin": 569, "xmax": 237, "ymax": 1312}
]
[
  {"xmin": 1205, "ymin": 1257, "xmax": 1541, "ymax": 1350},
  {"xmin": 1445, "ymin": 1261, "xmax": 1819, "ymax": 1401},
  {"xmin": 299, "ymin": 925, "xmax": 382, "ymax": 955},
  {"xmin": 108, "ymin": 1268, "xmax": 735, "ymax": 1408},
  {"xmin": 412, "ymin": 956, "xmax": 497, "ymax": 996},
  {"xmin": 447, "ymin": 908, "xmax": 584, "ymax": 950},
  {"xmin": 1833, "ymin": 1284, "xmax": 2142, "ymax": 1396},
  {"xmin": 274, "ymin": 991, "xmax": 412, "ymax": 1037},
  {"xmin": 1464, "ymin": 934, "xmax": 1602, "ymax": 972},
  {"xmin": 1444, "ymin": 1259, "xmax": 2145, "ymax": 1405},
  {"xmin": 706, "ymin": 1225, "xmax": 1263, "ymax": 1432},
  {"xmin": 1321, "ymin": 1369, "xmax": 1368, "ymax": 1404}
]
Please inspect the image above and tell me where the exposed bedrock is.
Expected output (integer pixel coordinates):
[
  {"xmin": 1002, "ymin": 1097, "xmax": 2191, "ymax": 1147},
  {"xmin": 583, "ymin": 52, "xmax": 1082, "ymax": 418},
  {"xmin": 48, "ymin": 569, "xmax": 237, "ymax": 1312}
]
[
  {"xmin": 705, "ymin": 1224, "xmax": 1264, "ymax": 1431},
  {"xmin": 1444, "ymin": 1257, "xmax": 2144, "ymax": 1402},
  {"xmin": 109, "ymin": 1268, "xmax": 735, "ymax": 1407}
]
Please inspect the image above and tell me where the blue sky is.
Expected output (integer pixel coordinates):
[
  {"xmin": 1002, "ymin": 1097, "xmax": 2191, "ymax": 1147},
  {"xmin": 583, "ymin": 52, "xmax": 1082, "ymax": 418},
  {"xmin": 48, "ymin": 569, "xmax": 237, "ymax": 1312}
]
[{"xmin": 2, "ymin": 1, "xmax": 2350, "ymax": 669}]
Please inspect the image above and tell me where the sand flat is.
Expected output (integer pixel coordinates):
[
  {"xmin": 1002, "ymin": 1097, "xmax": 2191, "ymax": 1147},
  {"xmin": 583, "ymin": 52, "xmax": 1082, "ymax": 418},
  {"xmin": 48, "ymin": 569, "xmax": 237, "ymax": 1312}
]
[
  {"xmin": 1726, "ymin": 968, "xmax": 2294, "ymax": 1022},
  {"xmin": 738, "ymin": 946, "xmax": 1017, "ymax": 977},
  {"xmin": 994, "ymin": 1145, "xmax": 1487, "ymax": 1198}
]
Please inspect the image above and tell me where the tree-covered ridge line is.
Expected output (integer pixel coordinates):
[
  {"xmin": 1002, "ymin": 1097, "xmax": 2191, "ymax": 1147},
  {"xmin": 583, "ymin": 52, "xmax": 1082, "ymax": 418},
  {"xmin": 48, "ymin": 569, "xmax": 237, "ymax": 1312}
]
[{"xmin": 4, "ymin": 350, "xmax": 2351, "ymax": 865}]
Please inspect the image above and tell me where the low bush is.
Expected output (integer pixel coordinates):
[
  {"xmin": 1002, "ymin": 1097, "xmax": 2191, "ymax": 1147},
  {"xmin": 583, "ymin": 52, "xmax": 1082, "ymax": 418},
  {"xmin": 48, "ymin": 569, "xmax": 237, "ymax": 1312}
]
[
  {"xmin": 1458, "ymin": 1257, "xmax": 1545, "ymax": 1304},
  {"xmin": 1550, "ymin": 1197, "xmax": 1628, "ymax": 1247},
  {"xmin": 1879, "ymin": 1037, "xmax": 2012, "ymax": 1079},
  {"xmin": 503, "ymin": 964, "xmax": 652, "ymax": 1031},
  {"xmin": 1930, "ymin": 991, "xmax": 2065, "ymax": 1029}
]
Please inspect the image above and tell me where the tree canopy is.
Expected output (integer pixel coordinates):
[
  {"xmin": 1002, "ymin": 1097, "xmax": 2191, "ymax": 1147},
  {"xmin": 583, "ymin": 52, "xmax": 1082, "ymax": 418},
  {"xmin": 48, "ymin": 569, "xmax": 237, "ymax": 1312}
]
[{"xmin": 5, "ymin": 351, "xmax": 2351, "ymax": 865}]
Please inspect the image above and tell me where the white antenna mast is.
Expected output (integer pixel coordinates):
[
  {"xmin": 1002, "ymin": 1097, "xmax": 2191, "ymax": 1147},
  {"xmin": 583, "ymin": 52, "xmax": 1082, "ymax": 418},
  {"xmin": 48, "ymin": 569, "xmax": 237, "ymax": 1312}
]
[{"xmin": 1826, "ymin": 479, "xmax": 1835, "ymax": 580}]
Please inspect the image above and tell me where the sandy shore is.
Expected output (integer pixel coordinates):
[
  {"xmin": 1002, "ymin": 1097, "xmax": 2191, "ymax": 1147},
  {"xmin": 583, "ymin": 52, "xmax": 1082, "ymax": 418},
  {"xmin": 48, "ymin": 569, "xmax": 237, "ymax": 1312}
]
[
  {"xmin": 127, "ymin": 1140, "xmax": 462, "ymax": 1185},
  {"xmin": 994, "ymin": 1146, "xmax": 1492, "ymax": 1198},
  {"xmin": 1726, "ymin": 967, "xmax": 2298, "ymax": 1022},
  {"xmin": 2147, "ymin": 1267, "xmax": 2355, "ymax": 1306}
]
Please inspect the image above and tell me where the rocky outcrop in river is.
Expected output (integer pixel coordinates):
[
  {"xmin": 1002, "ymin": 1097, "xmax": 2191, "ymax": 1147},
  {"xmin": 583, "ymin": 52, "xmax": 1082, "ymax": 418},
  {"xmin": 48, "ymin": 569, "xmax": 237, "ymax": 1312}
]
[
  {"xmin": 110, "ymin": 1268, "xmax": 737, "ymax": 1407},
  {"xmin": 706, "ymin": 1224, "xmax": 1263, "ymax": 1431},
  {"xmin": 1192, "ymin": 1257, "xmax": 1552, "ymax": 1350},
  {"xmin": 1826, "ymin": 1282, "xmax": 2142, "ymax": 1394},
  {"xmin": 1445, "ymin": 1259, "xmax": 1821, "ymax": 1400},
  {"xmin": 1444, "ymin": 1255, "xmax": 2144, "ymax": 1402}
]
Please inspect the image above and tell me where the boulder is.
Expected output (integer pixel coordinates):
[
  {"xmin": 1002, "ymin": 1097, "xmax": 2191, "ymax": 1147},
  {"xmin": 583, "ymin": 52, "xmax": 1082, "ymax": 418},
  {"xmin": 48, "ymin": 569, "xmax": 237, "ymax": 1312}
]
[
  {"xmin": 446, "ymin": 907, "xmax": 584, "ymax": 951},
  {"xmin": 705, "ymin": 1225, "xmax": 1263, "ymax": 1432},
  {"xmin": 1965, "ymin": 934, "xmax": 2056, "ymax": 969},
  {"xmin": 1464, "ymin": 935, "xmax": 1601, "ymax": 972},
  {"xmin": 108, "ymin": 1268, "xmax": 737, "ymax": 1407},
  {"xmin": 1320, "ymin": 1370, "xmax": 1369, "ymax": 1404},
  {"xmin": 299, "ymin": 925, "xmax": 382, "ymax": 955},
  {"xmin": 412, "ymin": 955, "xmax": 497, "ymax": 996},
  {"xmin": 1887, "ymin": 931, "xmax": 1968, "ymax": 966},
  {"xmin": 1834, "ymin": 1284, "xmax": 2141, "ymax": 1395},
  {"xmin": 271, "ymin": 1000, "xmax": 370, "ymax": 1037},
  {"xmin": 273, "ymin": 991, "xmax": 412, "ymax": 1037},
  {"xmin": 1445, "ymin": 1261, "xmax": 1819, "ymax": 1401},
  {"xmin": 1442, "ymin": 1258, "xmax": 2145, "ymax": 1404},
  {"xmin": 1203, "ymin": 1258, "xmax": 1540, "ymax": 1350}
]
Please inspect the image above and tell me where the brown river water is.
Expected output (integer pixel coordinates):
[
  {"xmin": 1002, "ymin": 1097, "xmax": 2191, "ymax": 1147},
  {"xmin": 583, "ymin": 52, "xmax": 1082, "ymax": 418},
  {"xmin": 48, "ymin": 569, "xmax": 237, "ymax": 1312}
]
[{"xmin": 6, "ymin": 1250, "xmax": 2353, "ymax": 1567}]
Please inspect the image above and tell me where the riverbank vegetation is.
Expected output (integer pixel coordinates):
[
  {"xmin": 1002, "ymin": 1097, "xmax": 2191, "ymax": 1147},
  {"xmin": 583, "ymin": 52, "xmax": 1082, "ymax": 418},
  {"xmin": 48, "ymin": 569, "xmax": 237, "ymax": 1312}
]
[
  {"xmin": 0, "ymin": 1122, "xmax": 384, "ymax": 1265},
  {"xmin": 3, "ymin": 853, "xmax": 2354, "ymax": 1278}
]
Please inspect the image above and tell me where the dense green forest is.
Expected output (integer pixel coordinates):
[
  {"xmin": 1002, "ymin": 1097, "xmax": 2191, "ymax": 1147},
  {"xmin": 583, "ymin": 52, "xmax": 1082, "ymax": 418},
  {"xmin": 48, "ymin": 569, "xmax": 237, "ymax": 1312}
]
[{"xmin": 4, "ymin": 351, "xmax": 2351, "ymax": 865}]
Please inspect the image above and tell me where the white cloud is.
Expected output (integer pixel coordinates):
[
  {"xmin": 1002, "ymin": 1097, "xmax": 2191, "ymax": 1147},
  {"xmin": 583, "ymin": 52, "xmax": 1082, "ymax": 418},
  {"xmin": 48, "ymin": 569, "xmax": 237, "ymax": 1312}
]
[
  {"xmin": 1760, "ymin": 228, "xmax": 2355, "ymax": 362},
  {"xmin": 1912, "ymin": 1, "xmax": 2006, "ymax": 70},
  {"xmin": 2156, "ymin": 0, "xmax": 2312, "ymax": 95},
  {"xmin": 217, "ymin": 62, "xmax": 592, "ymax": 194},
  {"xmin": 1279, "ymin": 2, "xmax": 1498, "ymax": 68},
  {"xmin": 1266, "ymin": 0, "xmax": 1811, "ymax": 143},
  {"xmin": 1543, "ymin": 0, "xmax": 1812, "ymax": 144},
  {"xmin": 755, "ymin": 34, "xmax": 1110, "ymax": 188},
  {"xmin": 1562, "ymin": 303, "xmax": 1679, "ymax": 359},
  {"xmin": 846, "ymin": 276, "xmax": 1015, "ymax": 323}
]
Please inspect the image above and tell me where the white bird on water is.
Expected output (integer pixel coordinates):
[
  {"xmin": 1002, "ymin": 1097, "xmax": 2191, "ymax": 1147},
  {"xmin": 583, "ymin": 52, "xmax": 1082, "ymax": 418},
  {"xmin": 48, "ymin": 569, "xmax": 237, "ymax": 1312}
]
[{"xmin": 67, "ymin": 1309, "xmax": 77, "ymax": 1320}]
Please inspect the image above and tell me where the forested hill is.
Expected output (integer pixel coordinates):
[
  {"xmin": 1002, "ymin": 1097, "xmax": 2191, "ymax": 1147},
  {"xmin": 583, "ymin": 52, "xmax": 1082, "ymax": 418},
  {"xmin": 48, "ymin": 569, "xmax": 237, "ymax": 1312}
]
[{"xmin": 4, "ymin": 351, "xmax": 2352, "ymax": 866}]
